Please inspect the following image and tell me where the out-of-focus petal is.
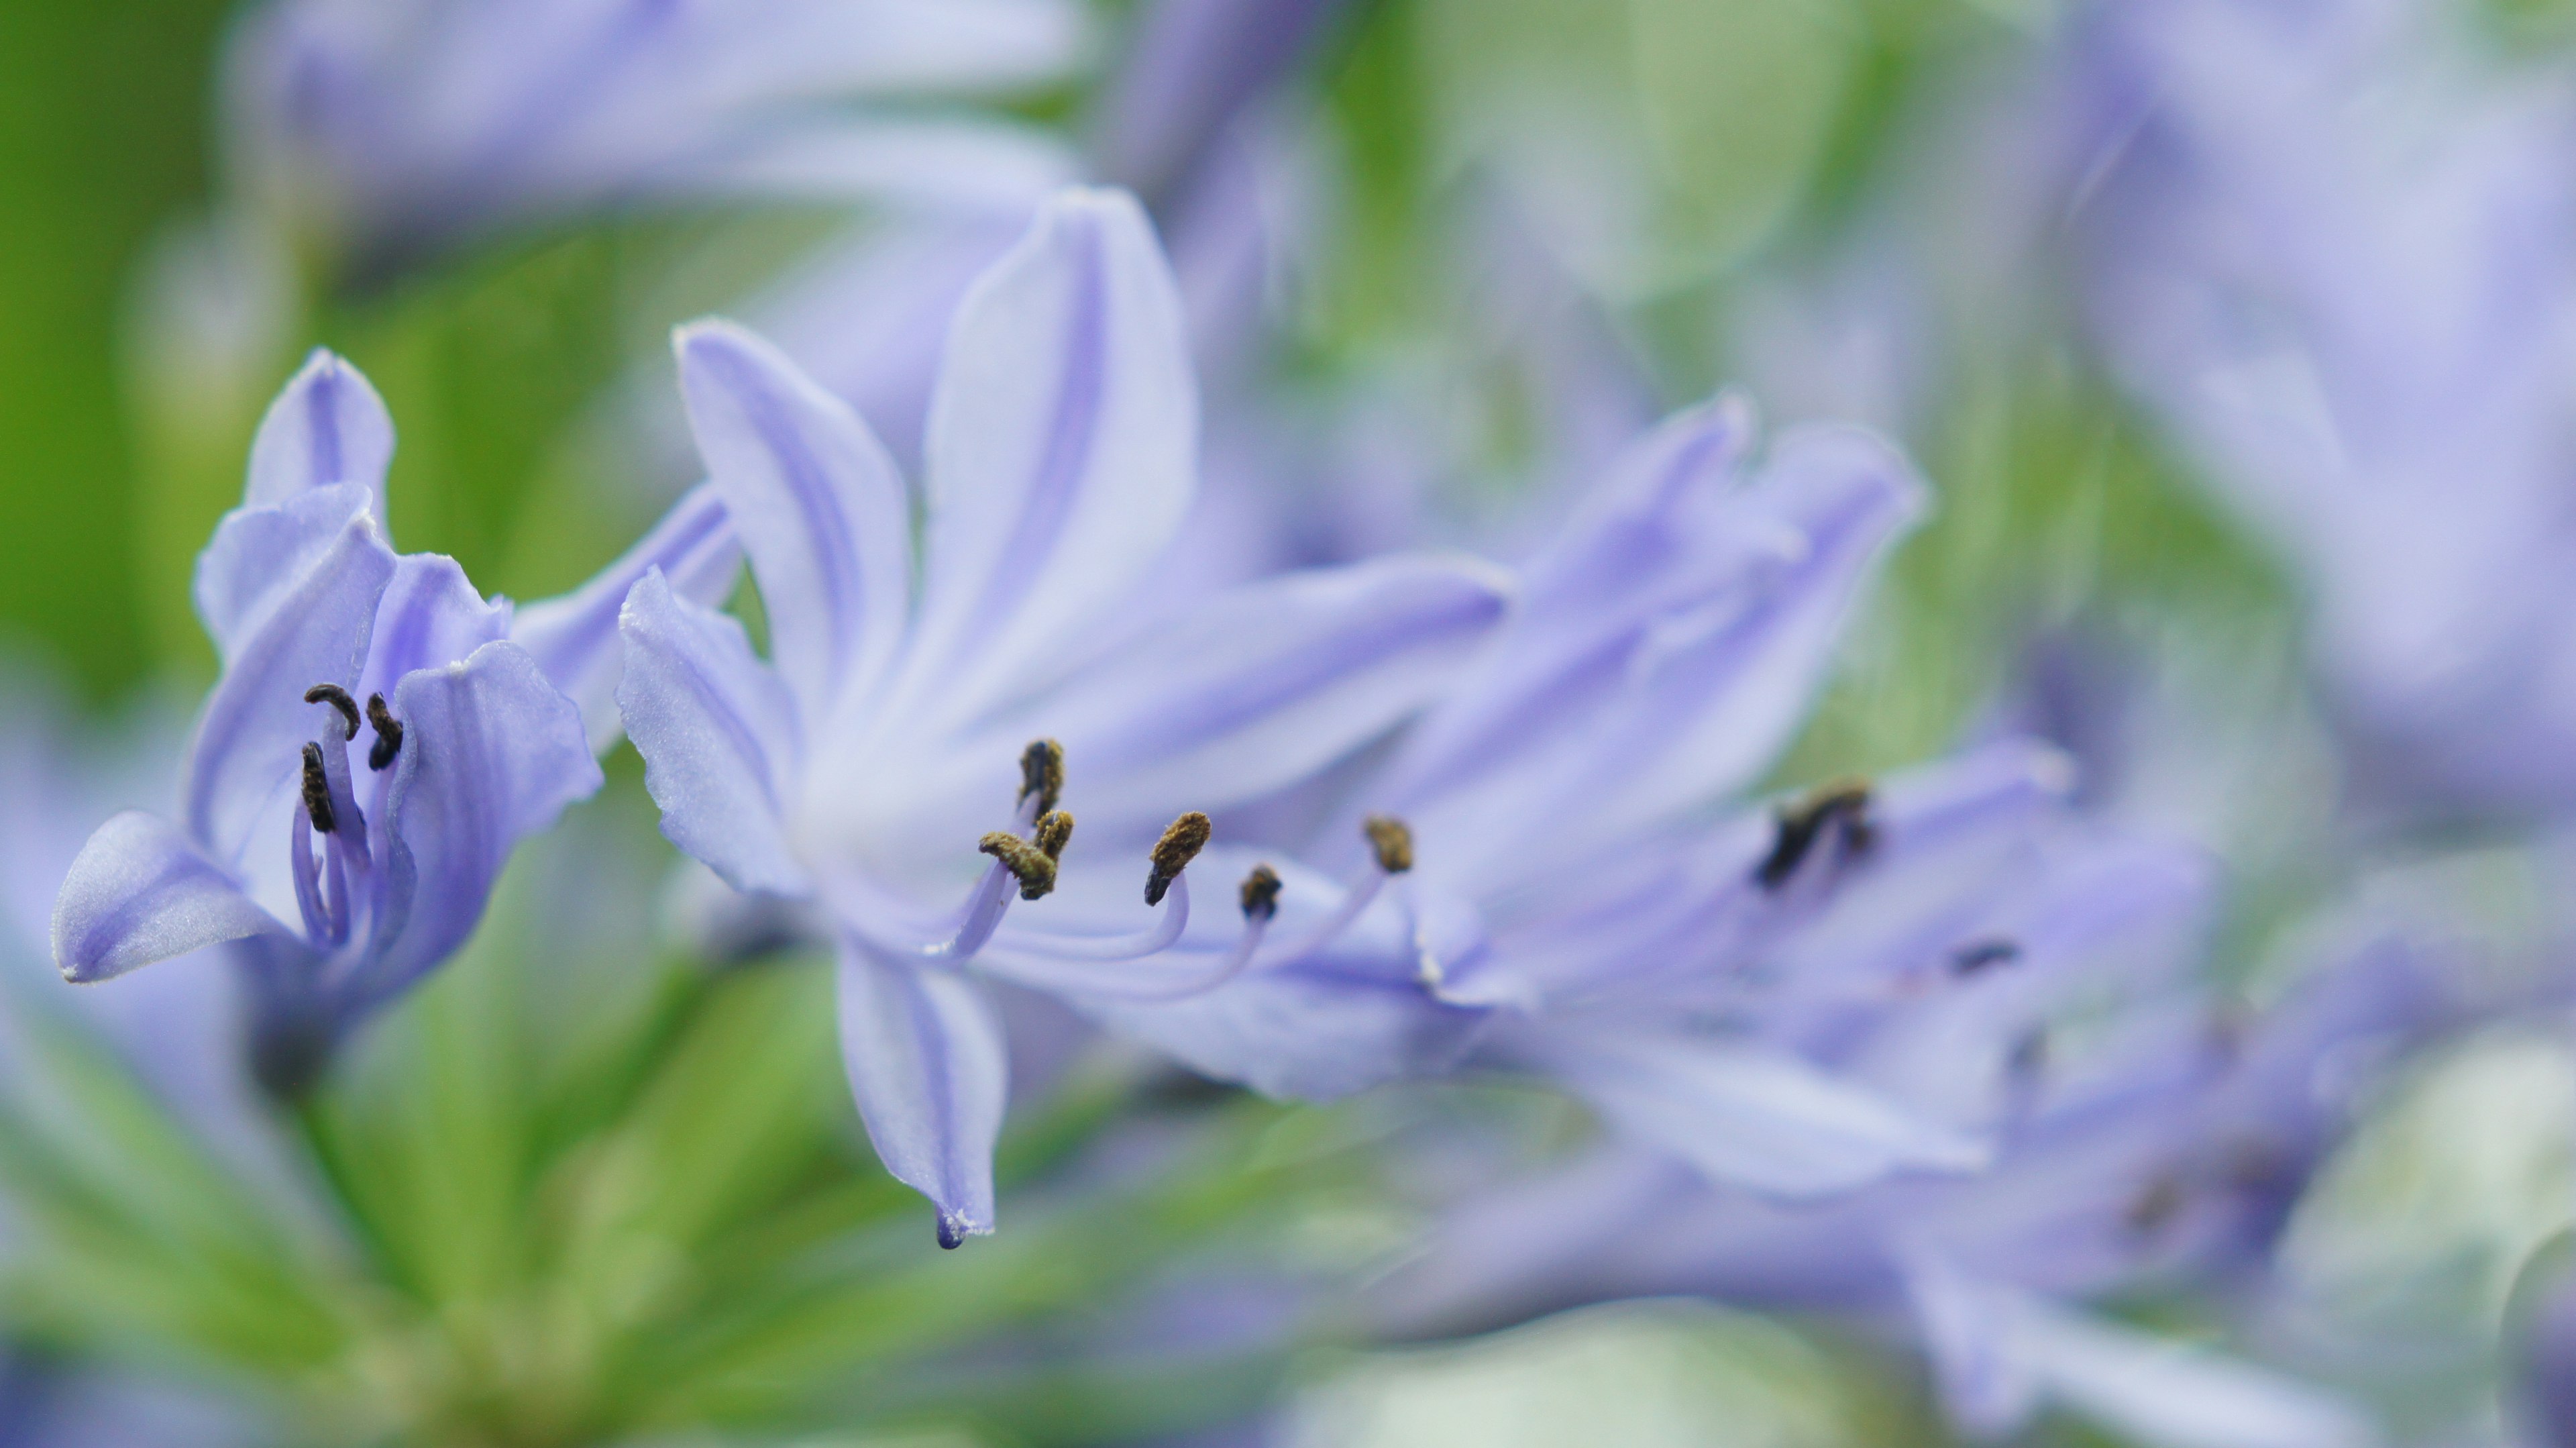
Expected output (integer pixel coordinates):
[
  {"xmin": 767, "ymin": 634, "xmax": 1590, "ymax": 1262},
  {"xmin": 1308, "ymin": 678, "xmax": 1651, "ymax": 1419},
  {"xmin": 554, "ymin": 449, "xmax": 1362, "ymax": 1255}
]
[
  {"xmin": 242, "ymin": 348, "xmax": 394, "ymax": 522},
  {"xmin": 2010, "ymin": 1294, "xmax": 2381, "ymax": 1448},
  {"xmin": 903, "ymin": 188, "xmax": 1198, "ymax": 723},
  {"xmin": 511, "ymin": 482, "xmax": 741, "ymax": 752},
  {"xmin": 1018, "ymin": 554, "xmax": 1514, "ymax": 831},
  {"xmin": 616, "ymin": 570, "xmax": 810, "ymax": 897},
  {"xmin": 1534, "ymin": 1031, "xmax": 1993, "ymax": 1196},
  {"xmin": 52, "ymin": 812, "xmax": 280, "ymax": 983},
  {"xmin": 182, "ymin": 511, "xmax": 398, "ymax": 868},
  {"xmin": 652, "ymin": 116, "xmax": 1078, "ymax": 214},
  {"xmin": 676, "ymin": 321, "xmax": 911, "ymax": 723},
  {"xmin": 355, "ymin": 641, "xmax": 601, "ymax": 1005},
  {"xmin": 836, "ymin": 945, "xmax": 1007, "ymax": 1245}
]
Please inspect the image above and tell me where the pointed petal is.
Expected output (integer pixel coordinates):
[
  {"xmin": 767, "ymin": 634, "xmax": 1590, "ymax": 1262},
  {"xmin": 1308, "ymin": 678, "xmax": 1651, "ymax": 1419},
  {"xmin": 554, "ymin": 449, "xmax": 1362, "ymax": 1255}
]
[
  {"xmin": 355, "ymin": 554, "xmax": 512, "ymax": 708},
  {"xmin": 183, "ymin": 511, "xmax": 398, "ymax": 870},
  {"xmin": 354, "ymin": 641, "xmax": 602, "ymax": 1006},
  {"xmin": 904, "ymin": 188, "xmax": 1197, "ymax": 723},
  {"xmin": 193, "ymin": 482, "xmax": 378, "ymax": 663},
  {"xmin": 837, "ymin": 946, "xmax": 1007, "ymax": 1245},
  {"xmin": 675, "ymin": 321, "xmax": 911, "ymax": 723},
  {"xmin": 1535, "ymin": 1031, "xmax": 1992, "ymax": 1196},
  {"xmin": 244, "ymin": 349, "xmax": 394, "ymax": 522},
  {"xmin": 1020, "ymin": 554, "xmax": 1513, "ymax": 830},
  {"xmin": 616, "ymin": 570, "xmax": 810, "ymax": 897},
  {"xmin": 511, "ymin": 482, "xmax": 741, "ymax": 752},
  {"xmin": 52, "ymin": 812, "xmax": 280, "ymax": 982}
]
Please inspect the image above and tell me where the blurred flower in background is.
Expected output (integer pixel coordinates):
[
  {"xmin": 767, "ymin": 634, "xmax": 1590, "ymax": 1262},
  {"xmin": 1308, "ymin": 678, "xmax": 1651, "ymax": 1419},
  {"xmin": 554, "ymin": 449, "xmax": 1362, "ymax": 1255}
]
[{"xmin": 0, "ymin": 0, "xmax": 2571, "ymax": 1443}]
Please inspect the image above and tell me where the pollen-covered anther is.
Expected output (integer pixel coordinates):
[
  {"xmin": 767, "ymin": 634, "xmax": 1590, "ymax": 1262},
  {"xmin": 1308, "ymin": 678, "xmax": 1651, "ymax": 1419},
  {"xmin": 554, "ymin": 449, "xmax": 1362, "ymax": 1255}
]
[
  {"xmin": 303, "ymin": 683, "xmax": 361, "ymax": 740},
  {"xmin": 1145, "ymin": 812, "xmax": 1212, "ymax": 906},
  {"xmin": 980, "ymin": 830, "xmax": 1061, "ymax": 901},
  {"xmin": 1018, "ymin": 738, "xmax": 1065, "ymax": 819},
  {"xmin": 365, "ymin": 693, "xmax": 404, "ymax": 771},
  {"xmin": 1240, "ymin": 865, "xmax": 1283, "ymax": 923},
  {"xmin": 1032, "ymin": 809, "xmax": 1074, "ymax": 862},
  {"xmin": 299, "ymin": 743, "xmax": 337, "ymax": 834},
  {"xmin": 1755, "ymin": 778, "xmax": 1874, "ymax": 889},
  {"xmin": 1362, "ymin": 815, "xmax": 1415, "ymax": 874}
]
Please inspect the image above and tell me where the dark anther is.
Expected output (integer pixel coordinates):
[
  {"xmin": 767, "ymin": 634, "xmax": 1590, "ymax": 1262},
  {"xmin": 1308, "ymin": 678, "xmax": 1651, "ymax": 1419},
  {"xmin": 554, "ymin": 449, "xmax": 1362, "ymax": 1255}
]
[
  {"xmin": 1363, "ymin": 815, "xmax": 1415, "ymax": 874},
  {"xmin": 1240, "ymin": 865, "xmax": 1283, "ymax": 922},
  {"xmin": 936, "ymin": 1214, "xmax": 967, "ymax": 1251},
  {"xmin": 1032, "ymin": 810, "xmax": 1074, "ymax": 862},
  {"xmin": 980, "ymin": 831, "xmax": 1061, "ymax": 901},
  {"xmin": 1949, "ymin": 937, "xmax": 2021, "ymax": 976},
  {"xmin": 2125, "ymin": 1173, "xmax": 2188, "ymax": 1237},
  {"xmin": 365, "ymin": 693, "xmax": 403, "ymax": 771},
  {"xmin": 1018, "ymin": 738, "xmax": 1065, "ymax": 818},
  {"xmin": 299, "ymin": 743, "xmax": 337, "ymax": 835},
  {"xmin": 1754, "ymin": 778, "xmax": 1874, "ymax": 890},
  {"xmin": 1146, "ymin": 812, "xmax": 1212, "ymax": 906},
  {"xmin": 303, "ymin": 683, "xmax": 360, "ymax": 741}
]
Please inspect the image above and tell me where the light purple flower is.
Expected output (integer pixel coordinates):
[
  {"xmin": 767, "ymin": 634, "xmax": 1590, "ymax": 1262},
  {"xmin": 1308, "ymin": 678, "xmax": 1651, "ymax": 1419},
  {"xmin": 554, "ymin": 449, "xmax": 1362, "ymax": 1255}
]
[
  {"xmin": 225, "ymin": 0, "xmax": 1089, "ymax": 280},
  {"xmin": 49, "ymin": 349, "xmax": 739, "ymax": 1094},
  {"xmin": 2512, "ymin": 1238, "xmax": 2576, "ymax": 1447},
  {"xmin": 618, "ymin": 187, "xmax": 1512, "ymax": 1245}
]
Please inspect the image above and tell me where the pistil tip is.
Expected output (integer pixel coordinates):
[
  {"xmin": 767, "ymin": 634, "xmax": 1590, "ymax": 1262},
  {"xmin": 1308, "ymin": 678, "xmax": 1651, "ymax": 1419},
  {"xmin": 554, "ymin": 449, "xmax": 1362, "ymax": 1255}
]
[
  {"xmin": 1018, "ymin": 739, "xmax": 1065, "ymax": 817},
  {"xmin": 1145, "ymin": 812, "xmax": 1212, "ymax": 905},
  {"xmin": 1240, "ymin": 865, "xmax": 1283, "ymax": 922},
  {"xmin": 1363, "ymin": 815, "xmax": 1414, "ymax": 874}
]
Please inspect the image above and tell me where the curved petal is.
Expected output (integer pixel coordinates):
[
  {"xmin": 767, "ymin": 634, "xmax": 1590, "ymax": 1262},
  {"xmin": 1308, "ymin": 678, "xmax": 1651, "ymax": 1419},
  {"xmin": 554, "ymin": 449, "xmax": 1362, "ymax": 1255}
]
[
  {"xmin": 1534, "ymin": 1031, "xmax": 1992, "ymax": 1196},
  {"xmin": 355, "ymin": 554, "xmax": 512, "ymax": 708},
  {"xmin": 52, "ymin": 812, "xmax": 280, "ymax": 983},
  {"xmin": 183, "ymin": 511, "xmax": 398, "ymax": 870},
  {"xmin": 616, "ymin": 569, "xmax": 810, "ymax": 897},
  {"xmin": 674, "ymin": 321, "xmax": 911, "ymax": 723},
  {"xmin": 193, "ymin": 482, "xmax": 378, "ymax": 663},
  {"xmin": 244, "ymin": 349, "xmax": 394, "ymax": 523},
  {"xmin": 1016, "ymin": 553, "xmax": 1514, "ymax": 831},
  {"xmin": 903, "ymin": 188, "xmax": 1198, "ymax": 724},
  {"xmin": 837, "ymin": 945, "xmax": 1007, "ymax": 1246},
  {"xmin": 511, "ymin": 482, "xmax": 741, "ymax": 751},
  {"xmin": 351, "ymin": 641, "xmax": 602, "ymax": 1009}
]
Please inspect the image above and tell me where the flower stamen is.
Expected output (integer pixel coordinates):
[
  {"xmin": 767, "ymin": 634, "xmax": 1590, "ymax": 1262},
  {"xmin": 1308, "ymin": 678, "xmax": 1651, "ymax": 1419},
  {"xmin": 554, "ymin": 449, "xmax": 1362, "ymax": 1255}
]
[
  {"xmin": 365, "ymin": 693, "xmax": 404, "ymax": 770},
  {"xmin": 303, "ymin": 683, "xmax": 361, "ymax": 740},
  {"xmin": 300, "ymin": 743, "xmax": 338, "ymax": 834},
  {"xmin": 1145, "ymin": 812, "xmax": 1212, "ymax": 906},
  {"xmin": 1018, "ymin": 738, "xmax": 1065, "ymax": 823},
  {"xmin": 1754, "ymin": 778, "xmax": 1874, "ymax": 890}
]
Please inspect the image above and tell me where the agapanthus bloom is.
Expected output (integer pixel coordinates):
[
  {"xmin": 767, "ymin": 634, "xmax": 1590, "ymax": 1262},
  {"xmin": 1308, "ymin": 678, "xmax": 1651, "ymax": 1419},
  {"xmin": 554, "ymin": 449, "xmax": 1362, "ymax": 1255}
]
[
  {"xmin": 50, "ymin": 350, "xmax": 739, "ymax": 1094},
  {"xmin": 619, "ymin": 187, "xmax": 1511, "ymax": 1245},
  {"xmin": 225, "ymin": 0, "xmax": 1087, "ymax": 282}
]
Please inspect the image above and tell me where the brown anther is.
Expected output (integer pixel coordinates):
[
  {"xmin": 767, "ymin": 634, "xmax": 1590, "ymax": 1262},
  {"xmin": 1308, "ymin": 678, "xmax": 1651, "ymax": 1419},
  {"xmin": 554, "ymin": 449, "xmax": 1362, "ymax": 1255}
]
[
  {"xmin": 299, "ymin": 743, "xmax": 337, "ymax": 834},
  {"xmin": 980, "ymin": 831, "xmax": 1060, "ymax": 901},
  {"xmin": 1145, "ymin": 812, "xmax": 1212, "ymax": 906},
  {"xmin": 1754, "ymin": 778, "xmax": 1874, "ymax": 890},
  {"xmin": 1362, "ymin": 815, "xmax": 1414, "ymax": 874},
  {"xmin": 1239, "ymin": 865, "xmax": 1283, "ymax": 922},
  {"xmin": 1032, "ymin": 810, "xmax": 1074, "ymax": 862},
  {"xmin": 1018, "ymin": 739, "xmax": 1065, "ymax": 818},
  {"xmin": 365, "ymin": 693, "xmax": 403, "ymax": 771},
  {"xmin": 1949, "ymin": 937, "xmax": 2021, "ymax": 976},
  {"xmin": 303, "ymin": 683, "xmax": 361, "ymax": 741}
]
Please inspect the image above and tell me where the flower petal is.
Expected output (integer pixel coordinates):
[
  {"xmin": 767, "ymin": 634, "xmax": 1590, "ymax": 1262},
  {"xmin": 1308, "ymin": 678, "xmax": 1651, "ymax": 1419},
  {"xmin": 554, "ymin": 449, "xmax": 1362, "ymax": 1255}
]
[
  {"xmin": 193, "ymin": 482, "xmax": 380, "ymax": 664},
  {"xmin": 52, "ymin": 812, "xmax": 280, "ymax": 982},
  {"xmin": 353, "ymin": 641, "xmax": 602, "ymax": 1009},
  {"xmin": 1532, "ymin": 1030, "xmax": 1992, "ymax": 1196},
  {"xmin": 616, "ymin": 569, "xmax": 810, "ymax": 897},
  {"xmin": 244, "ymin": 349, "xmax": 394, "ymax": 523},
  {"xmin": 674, "ymin": 321, "xmax": 910, "ymax": 723},
  {"xmin": 183, "ymin": 511, "xmax": 398, "ymax": 870},
  {"xmin": 902, "ymin": 188, "xmax": 1198, "ymax": 724},
  {"xmin": 356, "ymin": 554, "xmax": 513, "ymax": 709},
  {"xmin": 837, "ymin": 945, "xmax": 1008, "ymax": 1245},
  {"xmin": 1014, "ymin": 553, "xmax": 1513, "ymax": 831},
  {"xmin": 511, "ymin": 482, "xmax": 741, "ymax": 752}
]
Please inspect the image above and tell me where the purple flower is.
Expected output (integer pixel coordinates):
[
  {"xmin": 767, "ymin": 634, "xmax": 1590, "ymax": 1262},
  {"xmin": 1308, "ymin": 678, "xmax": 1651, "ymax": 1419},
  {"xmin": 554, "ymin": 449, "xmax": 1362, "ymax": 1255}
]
[
  {"xmin": 2512, "ymin": 1237, "xmax": 2576, "ymax": 1448},
  {"xmin": 49, "ymin": 349, "xmax": 739, "ymax": 1094},
  {"xmin": 225, "ymin": 0, "xmax": 1089, "ymax": 281},
  {"xmin": 618, "ymin": 187, "xmax": 1511, "ymax": 1245}
]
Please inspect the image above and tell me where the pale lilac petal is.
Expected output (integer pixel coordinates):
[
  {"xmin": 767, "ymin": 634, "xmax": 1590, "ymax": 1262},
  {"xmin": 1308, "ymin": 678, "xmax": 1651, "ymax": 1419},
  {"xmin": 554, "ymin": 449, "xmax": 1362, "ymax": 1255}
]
[
  {"xmin": 356, "ymin": 641, "xmax": 602, "ymax": 1004},
  {"xmin": 243, "ymin": 348, "xmax": 394, "ymax": 521},
  {"xmin": 675, "ymin": 321, "xmax": 910, "ymax": 721},
  {"xmin": 51, "ymin": 812, "xmax": 280, "ymax": 983},
  {"xmin": 1529, "ymin": 1030, "xmax": 1992, "ymax": 1196},
  {"xmin": 837, "ymin": 945, "xmax": 1007, "ymax": 1245},
  {"xmin": 1082, "ymin": 970, "xmax": 1487, "ymax": 1101},
  {"xmin": 1016, "ymin": 554, "xmax": 1514, "ymax": 830},
  {"xmin": 182, "ymin": 511, "xmax": 398, "ymax": 869},
  {"xmin": 651, "ymin": 115, "xmax": 1077, "ymax": 213},
  {"xmin": 903, "ymin": 188, "xmax": 1198, "ymax": 723},
  {"xmin": 2011, "ymin": 1296, "xmax": 2382, "ymax": 1448},
  {"xmin": 616, "ymin": 569, "xmax": 809, "ymax": 897},
  {"xmin": 1904, "ymin": 1253, "xmax": 2043, "ymax": 1439},
  {"xmin": 192, "ymin": 482, "xmax": 379, "ymax": 664},
  {"xmin": 354, "ymin": 554, "xmax": 512, "ymax": 707},
  {"xmin": 510, "ymin": 482, "xmax": 741, "ymax": 750}
]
